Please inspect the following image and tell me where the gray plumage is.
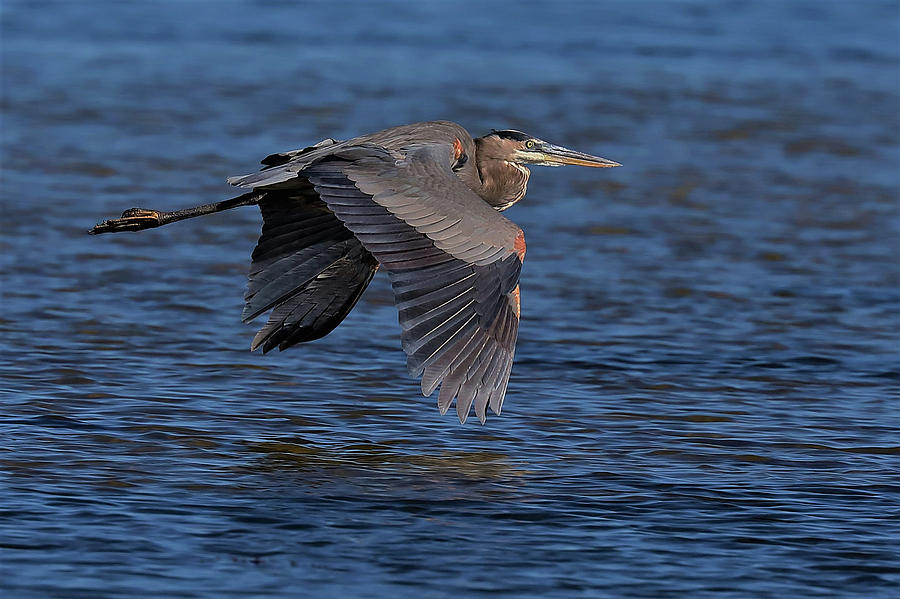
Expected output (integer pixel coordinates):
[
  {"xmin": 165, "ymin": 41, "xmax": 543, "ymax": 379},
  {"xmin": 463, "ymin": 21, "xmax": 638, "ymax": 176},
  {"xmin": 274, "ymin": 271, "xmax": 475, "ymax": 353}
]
[{"xmin": 91, "ymin": 120, "xmax": 620, "ymax": 424}]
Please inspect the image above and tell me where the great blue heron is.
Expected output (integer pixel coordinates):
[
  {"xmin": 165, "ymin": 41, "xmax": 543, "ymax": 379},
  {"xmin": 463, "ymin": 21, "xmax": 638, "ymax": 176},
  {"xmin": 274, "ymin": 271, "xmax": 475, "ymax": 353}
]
[{"xmin": 91, "ymin": 121, "xmax": 620, "ymax": 423}]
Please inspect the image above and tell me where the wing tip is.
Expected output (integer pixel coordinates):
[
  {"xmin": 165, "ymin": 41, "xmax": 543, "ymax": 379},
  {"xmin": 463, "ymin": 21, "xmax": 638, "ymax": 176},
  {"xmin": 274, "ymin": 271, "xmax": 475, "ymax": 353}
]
[{"xmin": 425, "ymin": 375, "xmax": 511, "ymax": 424}]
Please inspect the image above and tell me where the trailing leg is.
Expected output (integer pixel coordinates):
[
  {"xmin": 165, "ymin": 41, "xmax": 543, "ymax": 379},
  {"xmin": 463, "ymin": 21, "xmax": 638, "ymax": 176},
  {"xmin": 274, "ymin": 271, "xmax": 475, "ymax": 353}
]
[{"xmin": 89, "ymin": 191, "xmax": 263, "ymax": 235}]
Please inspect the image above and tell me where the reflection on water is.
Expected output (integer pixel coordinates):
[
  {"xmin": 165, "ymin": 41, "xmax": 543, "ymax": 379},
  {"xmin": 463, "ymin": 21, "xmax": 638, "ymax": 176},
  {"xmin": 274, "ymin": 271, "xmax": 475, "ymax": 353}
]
[{"xmin": 2, "ymin": 0, "xmax": 899, "ymax": 597}]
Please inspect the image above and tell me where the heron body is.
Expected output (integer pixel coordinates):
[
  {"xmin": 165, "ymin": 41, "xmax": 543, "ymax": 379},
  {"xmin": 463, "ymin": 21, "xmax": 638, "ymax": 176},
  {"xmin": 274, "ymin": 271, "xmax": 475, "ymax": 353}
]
[{"xmin": 92, "ymin": 121, "xmax": 620, "ymax": 423}]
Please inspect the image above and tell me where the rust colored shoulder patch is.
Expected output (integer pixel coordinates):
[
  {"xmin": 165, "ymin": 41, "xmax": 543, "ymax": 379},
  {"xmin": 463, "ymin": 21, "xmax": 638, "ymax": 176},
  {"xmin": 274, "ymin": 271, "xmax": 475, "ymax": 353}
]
[
  {"xmin": 452, "ymin": 137, "xmax": 464, "ymax": 161},
  {"xmin": 509, "ymin": 285, "xmax": 521, "ymax": 318},
  {"xmin": 514, "ymin": 229, "xmax": 526, "ymax": 261}
]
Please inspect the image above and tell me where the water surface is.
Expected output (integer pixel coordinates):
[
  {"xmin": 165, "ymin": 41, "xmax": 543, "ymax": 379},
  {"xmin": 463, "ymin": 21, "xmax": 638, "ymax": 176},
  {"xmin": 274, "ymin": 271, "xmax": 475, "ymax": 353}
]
[{"xmin": 2, "ymin": 1, "xmax": 899, "ymax": 597}]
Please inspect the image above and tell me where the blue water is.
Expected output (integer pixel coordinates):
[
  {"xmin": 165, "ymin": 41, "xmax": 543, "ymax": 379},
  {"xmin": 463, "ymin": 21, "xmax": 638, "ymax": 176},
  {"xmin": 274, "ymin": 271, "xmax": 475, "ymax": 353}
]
[{"xmin": 2, "ymin": 1, "xmax": 899, "ymax": 597}]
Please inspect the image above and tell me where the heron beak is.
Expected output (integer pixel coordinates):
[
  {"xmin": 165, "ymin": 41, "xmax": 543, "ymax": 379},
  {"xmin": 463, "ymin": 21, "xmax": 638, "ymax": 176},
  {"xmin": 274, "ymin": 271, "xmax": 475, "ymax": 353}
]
[{"xmin": 535, "ymin": 143, "xmax": 622, "ymax": 168}]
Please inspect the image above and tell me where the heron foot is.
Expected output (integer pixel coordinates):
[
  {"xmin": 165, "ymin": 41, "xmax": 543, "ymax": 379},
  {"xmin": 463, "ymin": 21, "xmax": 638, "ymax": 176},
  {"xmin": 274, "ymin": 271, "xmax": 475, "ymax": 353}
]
[{"xmin": 89, "ymin": 208, "xmax": 163, "ymax": 235}]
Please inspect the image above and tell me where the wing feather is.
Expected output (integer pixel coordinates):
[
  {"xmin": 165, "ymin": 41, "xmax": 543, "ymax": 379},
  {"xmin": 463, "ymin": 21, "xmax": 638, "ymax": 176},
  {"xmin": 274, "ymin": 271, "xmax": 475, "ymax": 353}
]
[
  {"xmin": 242, "ymin": 189, "xmax": 377, "ymax": 348},
  {"xmin": 296, "ymin": 145, "xmax": 524, "ymax": 423}
]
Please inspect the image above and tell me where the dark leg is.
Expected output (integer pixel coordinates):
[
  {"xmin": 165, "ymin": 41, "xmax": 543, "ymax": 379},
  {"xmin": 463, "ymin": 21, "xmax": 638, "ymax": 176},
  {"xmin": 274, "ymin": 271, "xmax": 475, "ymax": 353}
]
[{"xmin": 89, "ymin": 191, "xmax": 263, "ymax": 235}]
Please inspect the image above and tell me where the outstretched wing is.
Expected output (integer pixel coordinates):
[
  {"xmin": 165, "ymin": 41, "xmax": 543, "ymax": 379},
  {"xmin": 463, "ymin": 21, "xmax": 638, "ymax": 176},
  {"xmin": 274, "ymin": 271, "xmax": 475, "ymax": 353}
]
[
  {"xmin": 243, "ymin": 185, "xmax": 378, "ymax": 352},
  {"xmin": 300, "ymin": 143, "xmax": 526, "ymax": 423}
]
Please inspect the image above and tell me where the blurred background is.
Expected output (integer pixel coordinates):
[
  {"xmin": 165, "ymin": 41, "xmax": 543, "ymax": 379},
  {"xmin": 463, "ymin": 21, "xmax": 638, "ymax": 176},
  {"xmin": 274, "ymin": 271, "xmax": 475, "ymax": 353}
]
[{"xmin": 1, "ymin": 1, "xmax": 898, "ymax": 597}]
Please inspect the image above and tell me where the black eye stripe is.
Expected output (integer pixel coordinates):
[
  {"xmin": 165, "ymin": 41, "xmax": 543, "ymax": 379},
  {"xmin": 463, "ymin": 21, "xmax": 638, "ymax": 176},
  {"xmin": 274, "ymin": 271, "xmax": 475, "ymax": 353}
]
[{"xmin": 491, "ymin": 129, "xmax": 530, "ymax": 142}]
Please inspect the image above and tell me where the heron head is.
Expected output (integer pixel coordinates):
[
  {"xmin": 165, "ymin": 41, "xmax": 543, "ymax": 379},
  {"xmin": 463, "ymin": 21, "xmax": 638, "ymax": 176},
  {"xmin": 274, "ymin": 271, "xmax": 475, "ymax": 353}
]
[{"xmin": 479, "ymin": 129, "xmax": 621, "ymax": 168}]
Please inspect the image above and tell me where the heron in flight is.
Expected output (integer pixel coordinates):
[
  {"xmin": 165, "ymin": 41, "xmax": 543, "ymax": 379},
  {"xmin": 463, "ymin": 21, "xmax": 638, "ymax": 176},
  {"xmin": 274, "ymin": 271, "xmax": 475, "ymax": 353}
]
[{"xmin": 91, "ymin": 121, "xmax": 620, "ymax": 423}]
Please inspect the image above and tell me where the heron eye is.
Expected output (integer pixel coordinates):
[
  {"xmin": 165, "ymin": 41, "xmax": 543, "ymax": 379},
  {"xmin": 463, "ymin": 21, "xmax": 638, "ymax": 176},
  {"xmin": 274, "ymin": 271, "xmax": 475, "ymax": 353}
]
[{"xmin": 525, "ymin": 140, "xmax": 535, "ymax": 149}]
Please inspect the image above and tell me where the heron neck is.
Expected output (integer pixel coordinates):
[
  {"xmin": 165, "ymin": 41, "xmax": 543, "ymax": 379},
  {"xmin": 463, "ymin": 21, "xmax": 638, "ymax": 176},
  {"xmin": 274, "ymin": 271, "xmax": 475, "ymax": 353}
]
[{"xmin": 475, "ymin": 159, "xmax": 531, "ymax": 211}]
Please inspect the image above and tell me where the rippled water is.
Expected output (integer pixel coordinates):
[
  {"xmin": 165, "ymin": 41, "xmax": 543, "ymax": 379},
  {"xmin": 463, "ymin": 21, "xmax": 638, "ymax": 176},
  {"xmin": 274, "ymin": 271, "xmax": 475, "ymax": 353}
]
[{"xmin": 2, "ymin": 1, "xmax": 899, "ymax": 597}]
